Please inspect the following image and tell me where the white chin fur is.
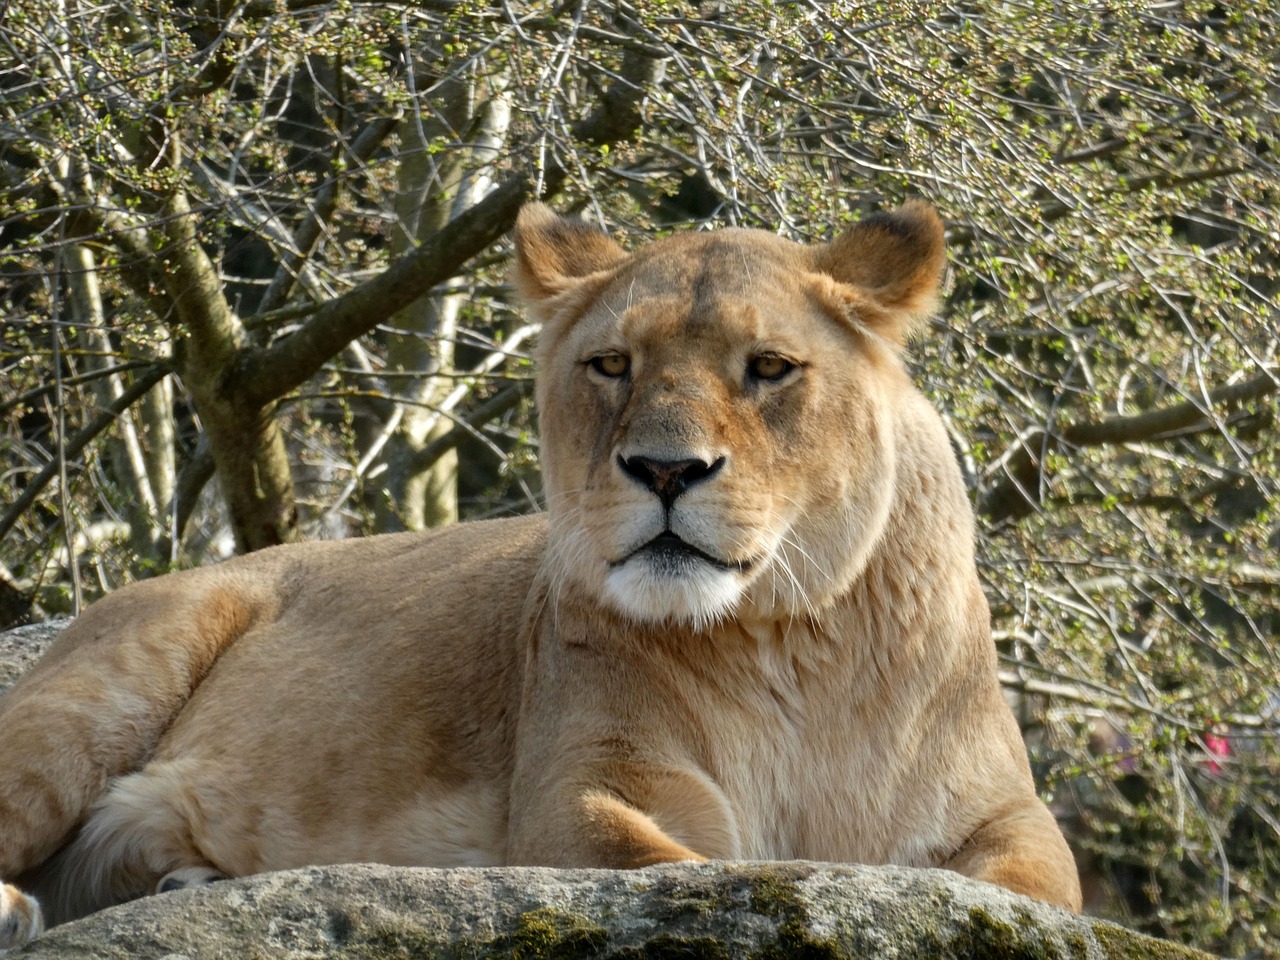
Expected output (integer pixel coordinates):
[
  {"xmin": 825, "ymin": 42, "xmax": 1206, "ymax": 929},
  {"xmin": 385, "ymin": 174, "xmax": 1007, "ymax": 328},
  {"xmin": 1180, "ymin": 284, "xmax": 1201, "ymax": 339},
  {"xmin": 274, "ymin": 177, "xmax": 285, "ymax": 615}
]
[{"xmin": 605, "ymin": 559, "xmax": 744, "ymax": 628}]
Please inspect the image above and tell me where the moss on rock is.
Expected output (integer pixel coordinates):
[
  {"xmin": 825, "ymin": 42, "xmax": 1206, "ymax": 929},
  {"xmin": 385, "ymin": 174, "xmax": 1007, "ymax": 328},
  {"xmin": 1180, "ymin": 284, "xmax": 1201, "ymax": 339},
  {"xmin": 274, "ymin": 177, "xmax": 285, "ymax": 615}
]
[
  {"xmin": 925, "ymin": 905, "xmax": 1075, "ymax": 960},
  {"xmin": 1093, "ymin": 922, "xmax": 1217, "ymax": 960},
  {"xmin": 643, "ymin": 875, "xmax": 734, "ymax": 921},
  {"xmin": 610, "ymin": 934, "xmax": 732, "ymax": 960},
  {"xmin": 745, "ymin": 867, "xmax": 844, "ymax": 960},
  {"xmin": 491, "ymin": 908, "xmax": 611, "ymax": 960}
]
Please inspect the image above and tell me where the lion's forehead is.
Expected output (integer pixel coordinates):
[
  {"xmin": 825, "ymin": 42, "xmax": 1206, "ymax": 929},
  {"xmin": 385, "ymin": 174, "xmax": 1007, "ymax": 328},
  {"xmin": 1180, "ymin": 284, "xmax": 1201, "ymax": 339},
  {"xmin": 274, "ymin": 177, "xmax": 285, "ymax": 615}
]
[
  {"xmin": 614, "ymin": 227, "xmax": 803, "ymax": 296},
  {"xmin": 587, "ymin": 232, "xmax": 819, "ymax": 346}
]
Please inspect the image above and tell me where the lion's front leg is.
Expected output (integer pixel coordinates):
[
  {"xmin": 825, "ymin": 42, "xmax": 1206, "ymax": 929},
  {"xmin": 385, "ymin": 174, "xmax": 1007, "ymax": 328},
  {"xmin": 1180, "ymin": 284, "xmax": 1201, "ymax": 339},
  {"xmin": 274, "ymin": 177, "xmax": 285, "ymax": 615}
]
[
  {"xmin": 942, "ymin": 802, "xmax": 1083, "ymax": 912},
  {"xmin": 507, "ymin": 762, "xmax": 739, "ymax": 869}
]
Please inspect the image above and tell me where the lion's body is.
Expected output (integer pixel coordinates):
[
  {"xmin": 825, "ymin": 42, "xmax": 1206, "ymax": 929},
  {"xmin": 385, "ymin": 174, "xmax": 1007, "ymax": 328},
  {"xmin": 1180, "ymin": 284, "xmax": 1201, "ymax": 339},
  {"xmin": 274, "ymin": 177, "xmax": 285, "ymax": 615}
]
[{"xmin": 0, "ymin": 204, "xmax": 1080, "ymax": 949}]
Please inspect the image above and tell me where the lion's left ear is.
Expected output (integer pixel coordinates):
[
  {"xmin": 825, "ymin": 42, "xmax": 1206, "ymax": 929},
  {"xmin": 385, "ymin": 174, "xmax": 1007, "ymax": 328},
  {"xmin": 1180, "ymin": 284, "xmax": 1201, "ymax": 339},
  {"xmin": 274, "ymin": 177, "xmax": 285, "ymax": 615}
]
[
  {"xmin": 512, "ymin": 204, "xmax": 628, "ymax": 313},
  {"xmin": 810, "ymin": 201, "xmax": 946, "ymax": 342}
]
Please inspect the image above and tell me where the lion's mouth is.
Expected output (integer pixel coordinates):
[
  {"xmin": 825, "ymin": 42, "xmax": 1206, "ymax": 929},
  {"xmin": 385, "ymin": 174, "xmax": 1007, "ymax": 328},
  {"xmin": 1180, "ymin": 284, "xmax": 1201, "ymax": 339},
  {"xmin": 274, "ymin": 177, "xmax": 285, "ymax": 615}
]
[{"xmin": 611, "ymin": 532, "xmax": 752, "ymax": 573}]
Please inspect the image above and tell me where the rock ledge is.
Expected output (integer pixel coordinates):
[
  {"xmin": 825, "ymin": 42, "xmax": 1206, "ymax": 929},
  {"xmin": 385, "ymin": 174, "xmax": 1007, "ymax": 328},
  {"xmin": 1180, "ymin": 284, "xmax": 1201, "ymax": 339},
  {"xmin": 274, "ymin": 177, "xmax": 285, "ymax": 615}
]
[{"xmin": 13, "ymin": 861, "xmax": 1212, "ymax": 960}]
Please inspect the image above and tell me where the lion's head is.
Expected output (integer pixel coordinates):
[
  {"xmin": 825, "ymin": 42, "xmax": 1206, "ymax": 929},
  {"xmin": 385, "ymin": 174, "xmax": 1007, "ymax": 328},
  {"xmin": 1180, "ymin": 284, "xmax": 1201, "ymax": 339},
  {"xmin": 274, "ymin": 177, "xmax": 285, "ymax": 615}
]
[{"xmin": 514, "ymin": 203, "xmax": 947, "ymax": 628}]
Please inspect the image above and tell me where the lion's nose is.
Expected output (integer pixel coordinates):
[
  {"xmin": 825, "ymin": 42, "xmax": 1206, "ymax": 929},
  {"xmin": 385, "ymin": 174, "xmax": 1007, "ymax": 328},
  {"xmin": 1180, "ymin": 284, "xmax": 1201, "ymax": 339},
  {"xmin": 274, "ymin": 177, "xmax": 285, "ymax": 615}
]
[{"xmin": 618, "ymin": 454, "xmax": 725, "ymax": 508}]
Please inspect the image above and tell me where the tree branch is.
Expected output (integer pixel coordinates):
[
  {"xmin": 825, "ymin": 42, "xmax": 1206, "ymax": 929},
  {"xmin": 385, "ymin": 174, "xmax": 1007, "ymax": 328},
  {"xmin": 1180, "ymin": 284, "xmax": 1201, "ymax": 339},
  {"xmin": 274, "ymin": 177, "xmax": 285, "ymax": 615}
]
[
  {"xmin": 161, "ymin": 443, "xmax": 217, "ymax": 561},
  {"xmin": 0, "ymin": 361, "xmax": 158, "ymax": 418},
  {"xmin": 1064, "ymin": 372, "xmax": 1278, "ymax": 446},
  {"xmin": 948, "ymin": 164, "xmax": 1255, "ymax": 246},
  {"xmin": 257, "ymin": 114, "xmax": 402, "ymax": 314},
  {"xmin": 996, "ymin": 667, "xmax": 1272, "ymax": 731},
  {"xmin": 0, "ymin": 365, "xmax": 172, "ymax": 544},
  {"xmin": 235, "ymin": 47, "xmax": 666, "ymax": 408},
  {"xmin": 979, "ymin": 370, "xmax": 1279, "ymax": 523},
  {"xmin": 408, "ymin": 380, "xmax": 532, "ymax": 473}
]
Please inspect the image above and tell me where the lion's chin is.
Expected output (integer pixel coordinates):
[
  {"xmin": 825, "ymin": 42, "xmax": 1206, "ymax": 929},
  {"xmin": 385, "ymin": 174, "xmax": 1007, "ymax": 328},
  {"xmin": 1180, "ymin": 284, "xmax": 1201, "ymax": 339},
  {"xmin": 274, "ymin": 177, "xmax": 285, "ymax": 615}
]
[{"xmin": 604, "ymin": 559, "xmax": 744, "ymax": 629}]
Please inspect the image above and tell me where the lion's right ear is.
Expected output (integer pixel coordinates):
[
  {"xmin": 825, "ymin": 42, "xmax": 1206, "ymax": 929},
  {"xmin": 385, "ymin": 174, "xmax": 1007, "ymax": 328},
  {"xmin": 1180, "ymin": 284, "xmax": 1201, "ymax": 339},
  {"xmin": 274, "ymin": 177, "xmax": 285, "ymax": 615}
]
[{"xmin": 513, "ymin": 204, "xmax": 627, "ymax": 312}]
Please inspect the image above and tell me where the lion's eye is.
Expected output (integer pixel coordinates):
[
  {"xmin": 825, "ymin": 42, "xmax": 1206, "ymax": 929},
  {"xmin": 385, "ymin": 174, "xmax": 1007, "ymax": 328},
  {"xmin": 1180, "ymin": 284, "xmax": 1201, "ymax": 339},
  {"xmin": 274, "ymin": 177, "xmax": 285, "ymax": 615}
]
[
  {"xmin": 748, "ymin": 355, "xmax": 794, "ymax": 382},
  {"xmin": 589, "ymin": 354, "xmax": 631, "ymax": 378}
]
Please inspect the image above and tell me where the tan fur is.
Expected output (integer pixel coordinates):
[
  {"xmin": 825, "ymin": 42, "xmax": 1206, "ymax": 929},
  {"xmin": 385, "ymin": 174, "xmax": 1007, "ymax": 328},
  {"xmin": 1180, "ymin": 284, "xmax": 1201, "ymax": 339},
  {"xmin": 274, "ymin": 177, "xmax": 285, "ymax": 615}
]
[{"xmin": 0, "ymin": 204, "xmax": 1080, "ymax": 949}]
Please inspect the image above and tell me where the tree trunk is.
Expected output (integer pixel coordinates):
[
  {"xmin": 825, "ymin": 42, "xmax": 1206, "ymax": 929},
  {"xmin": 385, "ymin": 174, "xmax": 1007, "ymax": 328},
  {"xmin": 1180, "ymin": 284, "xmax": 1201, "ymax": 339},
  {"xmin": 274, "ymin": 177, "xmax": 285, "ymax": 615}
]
[
  {"xmin": 67, "ymin": 242, "xmax": 163, "ymax": 560},
  {"xmin": 376, "ymin": 58, "xmax": 511, "ymax": 532},
  {"xmin": 160, "ymin": 193, "xmax": 300, "ymax": 551}
]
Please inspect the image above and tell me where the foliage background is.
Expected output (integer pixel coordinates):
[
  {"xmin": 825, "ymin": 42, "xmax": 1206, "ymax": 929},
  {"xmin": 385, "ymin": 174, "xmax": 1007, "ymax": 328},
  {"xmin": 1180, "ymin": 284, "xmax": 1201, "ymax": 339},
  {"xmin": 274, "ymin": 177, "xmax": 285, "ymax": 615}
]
[{"xmin": 1, "ymin": 2, "xmax": 1277, "ymax": 953}]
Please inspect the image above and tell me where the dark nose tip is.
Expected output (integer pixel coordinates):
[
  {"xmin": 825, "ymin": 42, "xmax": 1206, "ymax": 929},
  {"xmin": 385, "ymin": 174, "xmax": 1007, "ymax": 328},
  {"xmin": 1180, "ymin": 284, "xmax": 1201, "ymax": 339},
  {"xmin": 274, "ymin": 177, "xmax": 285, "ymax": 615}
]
[{"xmin": 618, "ymin": 454, "xmax": 725, "ymax": 507}]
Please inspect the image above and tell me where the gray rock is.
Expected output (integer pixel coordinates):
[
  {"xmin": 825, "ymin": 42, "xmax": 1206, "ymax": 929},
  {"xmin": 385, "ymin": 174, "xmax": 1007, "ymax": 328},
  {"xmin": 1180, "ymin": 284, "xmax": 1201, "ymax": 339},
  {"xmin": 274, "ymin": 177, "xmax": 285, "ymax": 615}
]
[
  {"xmin": 0, "ymin": 616, "xmax": 67, "ymax": 694},
  {"xmin": 12, "ymin": 861, "xmax": 1212, "ymax": 959}
]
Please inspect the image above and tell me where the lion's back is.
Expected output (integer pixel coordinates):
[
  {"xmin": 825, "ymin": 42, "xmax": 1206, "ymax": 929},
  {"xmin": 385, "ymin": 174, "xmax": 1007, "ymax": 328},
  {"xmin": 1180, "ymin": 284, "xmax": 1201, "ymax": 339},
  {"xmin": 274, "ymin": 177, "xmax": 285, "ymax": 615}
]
[{"xmin": 154, "ymin": 511, "xmax": 549, "ymax": 762}]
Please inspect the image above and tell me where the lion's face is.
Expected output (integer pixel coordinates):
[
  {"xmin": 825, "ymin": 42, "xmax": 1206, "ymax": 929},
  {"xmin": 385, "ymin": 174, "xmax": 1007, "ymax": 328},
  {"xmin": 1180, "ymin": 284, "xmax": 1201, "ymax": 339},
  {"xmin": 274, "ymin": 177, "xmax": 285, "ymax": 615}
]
[{"xmin": 515, "ymin": 204, "xmax": 945, "ymax": 626}]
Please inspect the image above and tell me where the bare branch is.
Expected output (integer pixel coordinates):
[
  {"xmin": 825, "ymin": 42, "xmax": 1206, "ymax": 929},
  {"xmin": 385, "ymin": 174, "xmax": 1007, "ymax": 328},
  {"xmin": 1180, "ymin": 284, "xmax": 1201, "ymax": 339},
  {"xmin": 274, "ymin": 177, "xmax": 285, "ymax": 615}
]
[
  {"xmin": 980, "ymin": 370, "xmax": 1280, "ymax": 523},
  {"xmin": 236, "ymin": 47, "xmax": 666, "ymax": 407},
  {"xmin": 0, "ymin": 366, "xmax": 172, "ymax": 544},
  {"xmin": 408, "ymin": 380, "xmax": 532, "ymax": 473},
  {"xmin": 257, "ymin": 114, "xmax": 402, "ymax": 314}
]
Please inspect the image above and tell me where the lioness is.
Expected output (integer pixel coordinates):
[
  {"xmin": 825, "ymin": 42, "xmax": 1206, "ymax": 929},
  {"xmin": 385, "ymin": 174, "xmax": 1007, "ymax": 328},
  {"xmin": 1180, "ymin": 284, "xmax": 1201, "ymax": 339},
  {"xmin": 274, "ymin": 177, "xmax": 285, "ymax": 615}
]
[{"xmin": 0, "ymin": 202, "xmax": 1081, "ymax": 950}]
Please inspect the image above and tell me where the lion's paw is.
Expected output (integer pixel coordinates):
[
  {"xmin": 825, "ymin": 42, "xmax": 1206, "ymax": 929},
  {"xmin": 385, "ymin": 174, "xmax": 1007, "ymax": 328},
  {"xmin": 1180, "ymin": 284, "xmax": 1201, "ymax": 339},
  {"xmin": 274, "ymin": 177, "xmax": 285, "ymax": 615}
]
[{"xmin": 0, "ymin": 882, "xmax": 43, "ymax": 954}]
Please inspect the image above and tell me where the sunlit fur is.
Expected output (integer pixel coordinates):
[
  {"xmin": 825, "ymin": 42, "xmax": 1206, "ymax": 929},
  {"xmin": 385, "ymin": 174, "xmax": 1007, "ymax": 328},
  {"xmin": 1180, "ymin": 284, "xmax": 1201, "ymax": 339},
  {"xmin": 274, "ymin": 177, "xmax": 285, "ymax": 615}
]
[{"xmin": 0, "ymin": 203, "xmax": 1081, "ymax": 950}]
